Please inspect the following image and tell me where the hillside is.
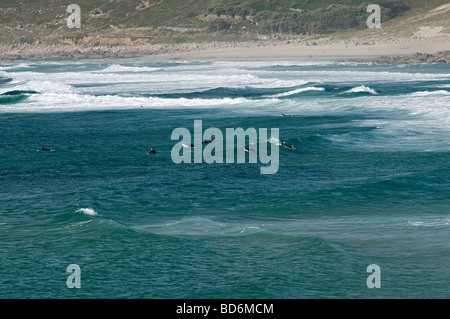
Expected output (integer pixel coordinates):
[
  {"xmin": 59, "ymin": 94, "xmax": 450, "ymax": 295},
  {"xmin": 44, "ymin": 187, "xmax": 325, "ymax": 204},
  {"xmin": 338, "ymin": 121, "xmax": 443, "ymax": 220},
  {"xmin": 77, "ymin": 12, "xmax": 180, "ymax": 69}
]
[{"xmin": 0, "ymin": 0, "xmax": 448, "ymax": 45}]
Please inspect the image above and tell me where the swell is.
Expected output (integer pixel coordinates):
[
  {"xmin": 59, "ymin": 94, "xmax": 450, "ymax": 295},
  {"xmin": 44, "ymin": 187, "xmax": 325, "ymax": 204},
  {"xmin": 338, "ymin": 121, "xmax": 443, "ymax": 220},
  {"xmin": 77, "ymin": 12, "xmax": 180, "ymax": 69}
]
[
  {"xmin": 137, "ymin": 85, "xmax": 319, "ymax": 99},
  {"xmin": 0, "ymin": 76, "xmax": 13, "ymax": 85},
  {"xmin": 0, "ymin": 90, "xmax": 38, "ymax": 104}
]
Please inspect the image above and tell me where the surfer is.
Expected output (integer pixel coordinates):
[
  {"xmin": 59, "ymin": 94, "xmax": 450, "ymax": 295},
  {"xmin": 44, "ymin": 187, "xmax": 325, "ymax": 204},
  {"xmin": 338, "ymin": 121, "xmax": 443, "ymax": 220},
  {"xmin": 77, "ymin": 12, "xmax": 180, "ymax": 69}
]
[
  {"xmin": 202, "ymin": 140, "xmax": 211, "ymax": 144},
  {"xmin": 281, "ymin": 113, "xmax": 292, "ymax": 117},
  {"xmin": 281, "ymin": 141, "xmax": 294, "ymax": 149},
  {"xmin": 41, "ymin": 146, "xmax": 53, "ymax": 151},
  {"xmin": 149, "ymin": 148, "xmax": 156, "ymax": 155}
]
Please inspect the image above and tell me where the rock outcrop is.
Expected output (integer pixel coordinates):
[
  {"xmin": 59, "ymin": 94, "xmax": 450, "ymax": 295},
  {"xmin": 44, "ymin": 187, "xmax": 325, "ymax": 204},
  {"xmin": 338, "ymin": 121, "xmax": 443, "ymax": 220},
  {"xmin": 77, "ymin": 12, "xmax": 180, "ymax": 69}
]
[{"xmin": 372, "ymin": 51, "xmax": 450, "ymax": 65}]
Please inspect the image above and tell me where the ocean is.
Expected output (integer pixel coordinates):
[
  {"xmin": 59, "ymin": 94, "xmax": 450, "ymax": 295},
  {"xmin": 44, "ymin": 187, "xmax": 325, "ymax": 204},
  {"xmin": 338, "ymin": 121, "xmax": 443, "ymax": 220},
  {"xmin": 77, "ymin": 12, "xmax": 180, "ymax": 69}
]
[{"xmin": 0, "ymin": 60, "xmax": 449, "ymax": 299}]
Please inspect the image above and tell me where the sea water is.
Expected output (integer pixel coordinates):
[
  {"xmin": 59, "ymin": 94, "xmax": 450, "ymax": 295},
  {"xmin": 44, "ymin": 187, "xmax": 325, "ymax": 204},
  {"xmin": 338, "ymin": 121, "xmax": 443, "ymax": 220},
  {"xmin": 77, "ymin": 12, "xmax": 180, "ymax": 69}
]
[{"xmin": 0, "ymin": 60, "xmax": 449, "ymax": 298}]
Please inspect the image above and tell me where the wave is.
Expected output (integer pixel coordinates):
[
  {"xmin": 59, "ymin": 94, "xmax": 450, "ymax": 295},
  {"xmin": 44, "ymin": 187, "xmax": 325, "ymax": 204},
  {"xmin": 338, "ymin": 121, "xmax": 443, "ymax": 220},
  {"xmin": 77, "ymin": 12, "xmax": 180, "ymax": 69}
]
[
  {"xmin": 142, "ymin": 85, "xmax": 318, "ymax": 99},
  {"xmin": 0, "ymin": 76, "xmax": 13, "ymax": 86},
  {"xmin": 97, "ymin": 64, "xmax": 162, "ymax": 73},
  {"xmin": 408, "ymin": 218, "xmax": 449, "ymax": 227},
  {"xmin": 0, "ymin": 90, "xmax": 273, "ymax": 112},
  {"xmin": 340, "ymin": 85, "xmax": 378, "ymax": 95},
  {"xmin": 1, "ymin": 62, "xmax": 448, "ymax": 117},
  {"xmin": 1, "ymin": 70, "xmax": 275, "ymax": 91},
  {"xmin": 0, "ymin": 80, "xmax": 28, "ymax": 88},
  {"xmin": 133, "ymin": 216, "xmax": 263, "ymax": 237},
  {"xmin": 76, "ymin": 208, "xmax": 98, "ymax": 216},
  {"xmin": 18, "ymin": 80, "xmax": 76, "ymax": 94},
  {"xmin": 433, "ymin": 84, "xmax": 450, "ymax": 89},
  {"xmin": 0, "ymin": 63, "xmax": 31, "ymax": 71},
  {"xmin": 64, "ymin": 220, "xmax": 93, "ymax": 230},
  {"xmin": 143, "ymin": 86, "xmax": 272, "ymax": 99},
  {"xmin": 0, "ymin": 90, "xmax": 38, "ymax": 104},
  {"xmin": 0, "ymin": 90, "xmax": 38, "ymax": 96},
  {"xmin": 250, "ymin": 79, "xmax": 310, "ymax": 89},
  {"xmin": 0, "ymin": 72, "xmax": 77, "ymax": 95},
  {"xmin": 409, "ymin": 90, "xmax": 450, "ymax": 97},
  {"xmin": 270, "ymin": 87, "xmax": 325, "ymax": 98}
]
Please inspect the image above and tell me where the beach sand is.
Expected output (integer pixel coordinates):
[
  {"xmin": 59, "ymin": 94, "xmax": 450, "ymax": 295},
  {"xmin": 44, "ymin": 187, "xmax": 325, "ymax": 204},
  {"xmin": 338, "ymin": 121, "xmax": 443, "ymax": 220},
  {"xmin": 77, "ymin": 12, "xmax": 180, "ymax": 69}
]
[
  {"xmin": 141, "ymin": 38, "xmax": 450, "ymax": 62},
  {"xmin": 1, "ymin": 33, "xmax": 449, "ymax": 63}
]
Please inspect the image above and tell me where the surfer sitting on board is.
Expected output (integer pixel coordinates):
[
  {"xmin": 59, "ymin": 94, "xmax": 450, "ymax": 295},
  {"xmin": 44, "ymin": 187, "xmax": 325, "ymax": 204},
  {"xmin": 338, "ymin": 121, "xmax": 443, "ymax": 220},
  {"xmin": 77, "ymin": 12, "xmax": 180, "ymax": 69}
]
[{"xmin": 149, "ymin": 148, "xmax": 156, "ymax": 155}]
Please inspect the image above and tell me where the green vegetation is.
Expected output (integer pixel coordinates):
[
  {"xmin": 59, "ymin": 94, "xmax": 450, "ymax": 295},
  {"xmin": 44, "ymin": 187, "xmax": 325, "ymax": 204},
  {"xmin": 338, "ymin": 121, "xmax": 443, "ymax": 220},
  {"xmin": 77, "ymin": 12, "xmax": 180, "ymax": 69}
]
[
  {"xmin": 208, "ymin": 19, "xmax": 232, "ymax": 32},
  {"xmin": 207, "ymin": 4, "xmax": 255, "ymax": 18},
  {"xmin": 253, "ymin": 1, "xmax": 410, "ymax": 35},
  {"xmin": 0, "ymin": 0, "xmax": 447, "ymax": 44}
]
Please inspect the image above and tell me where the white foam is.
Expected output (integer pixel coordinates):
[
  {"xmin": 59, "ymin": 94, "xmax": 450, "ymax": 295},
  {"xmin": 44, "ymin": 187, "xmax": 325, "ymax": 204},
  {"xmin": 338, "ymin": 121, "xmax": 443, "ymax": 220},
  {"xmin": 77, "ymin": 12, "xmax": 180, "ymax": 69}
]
[
  {"xmin": 270, "ymin": 87, "xmax": 325, "ymax": 97},
  {"xmin": 248, "ymin": 79, "xmax": 310, "ymax": 89},
  {"xmin": 250, "ymin": 69, "xmax": 450, "ymax": 83},
  {"xmin": 0, "ymin": 63, "xmax": 30, "ymax": 70},
  {"xmin": 0, "ymin": 70, "xmax": 77, "ymax": 95},
  {"xmin": 239, "ymin": 226, "xmax": 260, "ymax": 233},
  {"xmin": 408, "ymin": 218, "xmax": 449, "ymax": 227},
  {"xmin": 11, "ymin": 92, "xmax": 263, "ymax": 112},
  {"xmin": 409, "ymin": 90, "xmax": 450, "ymax": 96},
  {"xmin": 97, "ymin": 64, "xmax": 161, "ymax": 73},
  {"xmin": 268, "ymin": 137, "xmax": 281, "ymax": 146},
  {"xmin": 25, "ymin": 80, "xmax": 76, "ymax": 94},
  {"xmin": 65, "ymin": 220, "xmax": 93, "ymax": 230},
  {"xmin": 1, "ymin": 69, "xmax": 269, "ymax": 93},
  {"xmin": 1, "ymin": 62, "xmax": 449, "ymax": 143},
  {"xmin": 212, "ymin": 60, "xmax": 352, "ymax": 68},
  {"xmin": 76, "ymin": 208, "xmax": 98, "ymax": 216},
  {"xmin": 2, "ymin": 66, "xmax": 313, "ymax": 94},
  {"xmin": 342, "ymin": 85, "xmax": 378, "ymax": 95}
]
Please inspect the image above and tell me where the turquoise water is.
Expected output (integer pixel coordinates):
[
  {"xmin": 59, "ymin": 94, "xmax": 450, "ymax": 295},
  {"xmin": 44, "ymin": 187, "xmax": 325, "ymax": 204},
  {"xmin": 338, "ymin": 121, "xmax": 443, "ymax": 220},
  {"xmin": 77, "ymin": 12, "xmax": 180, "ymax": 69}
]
[{"xmin": 0, "ymin": 61, "xmax": 449, "ymax": 298}]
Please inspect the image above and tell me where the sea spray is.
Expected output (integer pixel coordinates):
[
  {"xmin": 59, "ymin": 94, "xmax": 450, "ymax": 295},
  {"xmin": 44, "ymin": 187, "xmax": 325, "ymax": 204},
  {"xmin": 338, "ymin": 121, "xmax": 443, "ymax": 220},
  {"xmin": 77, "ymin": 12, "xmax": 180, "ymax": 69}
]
[{"xmin": 76, "ymin": 208, "xmax": 97, "ymax": 216}]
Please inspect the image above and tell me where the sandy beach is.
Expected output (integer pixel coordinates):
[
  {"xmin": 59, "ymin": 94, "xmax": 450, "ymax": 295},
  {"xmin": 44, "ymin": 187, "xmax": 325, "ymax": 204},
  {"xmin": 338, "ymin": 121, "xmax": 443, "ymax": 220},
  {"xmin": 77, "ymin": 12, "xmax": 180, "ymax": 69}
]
[
  {"xmin": 145, "ymin": 38, "xmax": 450, "ymax": 62},
  {"xmin": 0, "ymin": 30, "xmax": 449, "ymax": 63}
]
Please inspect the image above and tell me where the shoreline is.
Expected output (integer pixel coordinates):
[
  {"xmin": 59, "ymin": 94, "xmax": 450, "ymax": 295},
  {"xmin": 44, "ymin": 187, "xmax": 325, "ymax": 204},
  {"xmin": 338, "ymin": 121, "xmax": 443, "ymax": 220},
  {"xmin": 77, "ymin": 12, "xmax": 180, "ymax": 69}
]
[{"xmin": 0, "ymin": 36, "xmax": 449, "ymax": 63}]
